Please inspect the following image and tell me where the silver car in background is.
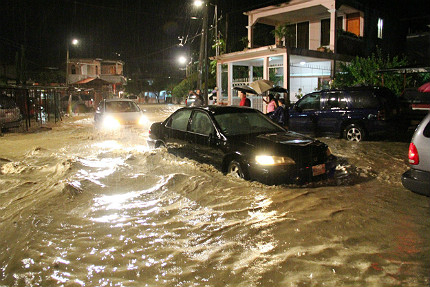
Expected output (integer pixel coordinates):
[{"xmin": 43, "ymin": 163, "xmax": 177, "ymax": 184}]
[
  {"xmin": 94, "ymin": 99, "xmax": 147, "ymax": 130},
  {"xmin": 401, "ymin": 112, "xmax": 430, "ymax": 196}
]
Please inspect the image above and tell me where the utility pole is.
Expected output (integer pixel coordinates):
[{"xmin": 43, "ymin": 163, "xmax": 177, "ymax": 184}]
[{"xmin": 198, "ymin": 3, "xmax": 209, "ymax": 101}]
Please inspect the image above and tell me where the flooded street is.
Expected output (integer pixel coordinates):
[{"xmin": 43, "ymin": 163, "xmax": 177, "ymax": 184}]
[{"xmin": 1, "ymin": 104, "xmax": 429, "ymax": 287}]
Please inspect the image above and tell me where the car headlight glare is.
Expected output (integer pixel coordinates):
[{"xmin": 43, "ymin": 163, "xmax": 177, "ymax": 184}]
[
  {"xmin": 138, "ymin": 115, "xmax": 148, "ymax": 126},
  {"xmin": 102, "ymin": 116, "xmax": 121, "ymax": 130},
  {"xmin": 255, "ymin": 155, "xmax": 295, "ymax": 166}
]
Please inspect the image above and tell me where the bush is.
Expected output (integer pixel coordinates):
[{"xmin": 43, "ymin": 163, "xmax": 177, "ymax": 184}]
[{"xmin": 333, "ymin": 49, "xmax": 410, "ymax": 95}]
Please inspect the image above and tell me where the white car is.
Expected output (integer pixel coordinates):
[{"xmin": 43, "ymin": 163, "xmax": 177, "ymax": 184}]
[
  {"xmin": 94, "ymin": 99, "xmax": 147, "ymax": 130},
  {"xmin": 401, "ymin": 112, "xmax": 430, "ymax": 196}
]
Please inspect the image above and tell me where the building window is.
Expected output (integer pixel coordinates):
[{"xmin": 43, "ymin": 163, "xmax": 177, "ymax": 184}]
[
  {"xmin": 378, "ymin": 18, "xmax": 383, "ymax": 39},
  {"xmin": 285, "ymin": 24, "xmax": 296, "ymax": 48},
  {"xmin": 71, "ymin": 65, "xmax": 76, "ymax": 74},
  {"xmin": 286, "ymin": 22, "xmax": 309, "ymax": 49},
  {"xmin": 321, "ymin": 17, "xmax": 343, "ymax": 47},
  {"xmin": 297, "ymin": 22, "xmax": 309, "ymax": 49},
  {"xmin": 321, "ymin": 19, "xmax": 330, "ymax": 46},
  {"xmin": 346, "ymin": 12, "xmax": 360, "ymax": 36}
]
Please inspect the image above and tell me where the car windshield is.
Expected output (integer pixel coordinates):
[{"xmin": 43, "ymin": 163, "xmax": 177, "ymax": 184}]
[
  {"xmin": 105, "ymin": 101, "xmax": 140, "ymax": 113},
  {"xmin": 214, "ymin": 111, "xmax": 284, "ymax": 136}
]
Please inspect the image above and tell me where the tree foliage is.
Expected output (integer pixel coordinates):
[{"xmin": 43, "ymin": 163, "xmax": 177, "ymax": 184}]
[
  {"xmin": 332, "ymin": 49, "xmax": 410, "ymax": 95},
  {"xmin": 171, "ymin": 72, "xmax": 198, "ymax": 102}
]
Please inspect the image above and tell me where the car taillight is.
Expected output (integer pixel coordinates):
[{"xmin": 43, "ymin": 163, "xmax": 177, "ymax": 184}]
[{"xmin": 408, "ymin": 142, "xmax": 419, "ymax": 165}]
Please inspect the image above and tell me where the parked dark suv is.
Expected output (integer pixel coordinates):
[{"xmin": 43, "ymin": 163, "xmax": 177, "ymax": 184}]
[{"xmin": 288, "ymin": 87, "xmax": 402, "ymax": 141}]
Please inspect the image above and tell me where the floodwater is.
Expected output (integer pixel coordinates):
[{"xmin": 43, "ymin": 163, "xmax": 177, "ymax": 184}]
[{"xmin": 1, "ymin": 105, "xmax": 429, "ymax": 287}]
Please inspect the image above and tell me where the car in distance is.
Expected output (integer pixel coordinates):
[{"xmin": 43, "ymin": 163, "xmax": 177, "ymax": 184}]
[
  {"xmin": 185, "ymin": 94, "xmax": 197, "ymax": 107},
  {"xmin": 94, "ymin": 99, "xmax": 147, "ymax": 130},
  {"xmin": 0, "ymin": 94, "xmax": 22, "ymax": 131},
  {"xmin": 148, "ymin": 106, "xmax": 337, "ymax": 185},
  {"xmin": 401, "ymin": 112, "xmax": 430, "ymax": 196},
  {"xmin": 288, "ymin": 87, "xmax": 402, "ymax": 141}
]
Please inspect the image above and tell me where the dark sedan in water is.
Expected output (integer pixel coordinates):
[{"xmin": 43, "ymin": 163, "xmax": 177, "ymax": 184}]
[{"xmin": 148, "ymin": 106, "xmax": 336, "ymax": 185}]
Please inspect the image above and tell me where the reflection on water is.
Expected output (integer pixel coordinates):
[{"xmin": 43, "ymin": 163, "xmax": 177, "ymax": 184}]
[{"xmin": 0, "ymin": 105, "xmax": 429, "ymax": 286}]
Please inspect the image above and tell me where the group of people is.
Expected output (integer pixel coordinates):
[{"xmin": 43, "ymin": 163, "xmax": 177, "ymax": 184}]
[
  {"xmin": 264, "ymin": 94, "xmax": 289, "ymax": 127},
  {"xmin": 238, "ymin": 91, "xmax": 289, "ymax": 127},
  {"xmin": 188, "ymin": 88, "xmax": 219, "ymax": 107}
]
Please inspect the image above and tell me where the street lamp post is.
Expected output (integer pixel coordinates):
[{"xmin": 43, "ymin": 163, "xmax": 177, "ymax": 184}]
[
  {"xmin": 195, "ymin": 0, "xmax": 218, "ymax": 105},
  {"xmin": 66, "ymin": 38, "xmax": 79, "ymax": 87}
]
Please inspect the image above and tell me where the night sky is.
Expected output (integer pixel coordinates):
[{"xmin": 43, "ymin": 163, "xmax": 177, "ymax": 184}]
[
  {"xmin": 0, "ymin": 0, "xmax": 280, "ymax": 79},
  {"xmin": 0, "ymin": 0, "xmax": 427, "ymax": 80}
]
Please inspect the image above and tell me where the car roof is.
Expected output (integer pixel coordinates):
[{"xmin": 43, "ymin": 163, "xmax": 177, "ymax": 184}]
[
  {"xmin": 104, "ymin": 98, "xmax": 136, "ymax": 103},
  {"xmin": 179, "ymin": 105, "xmax": 257, "ymax": 115},
  {"xmin": 316, "ymin": 86, "xmax": 393, "ymax": 93}
]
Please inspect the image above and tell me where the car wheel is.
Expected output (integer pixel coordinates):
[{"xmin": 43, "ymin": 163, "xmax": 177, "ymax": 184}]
[
  {"xmin": 227, "ymin": 160, "xmax": 248, "ymax": 179},
  {"xmin": 155, "ymin": 141, "xmax": 165, "ymax": 148},
  {"xmin": 344, "ymin": 124, "xmax": 365, "ymax": 142}
]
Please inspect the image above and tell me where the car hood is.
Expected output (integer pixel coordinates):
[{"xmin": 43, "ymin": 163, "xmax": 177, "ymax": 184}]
[
  {"xmin": 233, "ymin": 131, "xmax": 315, "ymax": 147},
  {"xmin": 229, "ymin": 131, "xmax": 327, "ymax": 159}
]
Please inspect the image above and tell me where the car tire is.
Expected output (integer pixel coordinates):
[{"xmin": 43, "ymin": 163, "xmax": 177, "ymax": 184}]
[
  {"xmin": 344, "ymin": 124, "xmax": 365, "ymax": 142},
  {"xmin": 228, "ymin": 160, "xmax": 249, "ymax": 180},
  {"xmin": 155, "ymin": 141, "xmax": 165, "ymax": 148}
]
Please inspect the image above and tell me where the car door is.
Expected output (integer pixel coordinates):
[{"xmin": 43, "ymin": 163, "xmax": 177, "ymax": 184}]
[
  {"xmin": 289, "ymin": 92, "xmax": 322, "ymax": 136},
  {"xmin": 186, "ymin": 111, "xmax": 224, "ymax": 170},
  {"xmin": 164, "ymin": 109, "xmax": 192, "ymax": 150},
  {"xmin": 318, "ymin": 91, "xmax": 347, "ymax": 136}
]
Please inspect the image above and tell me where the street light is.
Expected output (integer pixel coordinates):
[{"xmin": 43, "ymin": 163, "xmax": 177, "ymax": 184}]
[
  {"xmin": 66, "ymin": 38, "xmax": 79, "ymax": 86},
  {"xmin": 178, "ymin": 55, "xmax": 187, "ymax": 65}
]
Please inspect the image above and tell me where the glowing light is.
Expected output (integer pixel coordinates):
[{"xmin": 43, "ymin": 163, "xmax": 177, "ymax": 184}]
[
  {"xmin": 138, "ymin": 115, "xmax": 149, "ymax": 126},
  {"xmin": 102, "ymin": 116, "xmax": 121, "ymax": 130},
  {"xmin": 194, "ymin": 0, "xmax": 204, "ymax": 7},
  {"xmin": 178, "ymin": 56, "xmax": 187, "ymax": 65},
  {"xmin": 255, "ymin": 155, "xmax": 295, "ymax": 166}
]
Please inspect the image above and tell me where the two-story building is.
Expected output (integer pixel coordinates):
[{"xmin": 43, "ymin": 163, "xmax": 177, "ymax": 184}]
[
  {"xmin": 214, "ymin": 0, "xmax": 406, "ymax": 108},
  {"xmin": 67, "ymin": 58, "xmax": 126, "ymax": 97}
]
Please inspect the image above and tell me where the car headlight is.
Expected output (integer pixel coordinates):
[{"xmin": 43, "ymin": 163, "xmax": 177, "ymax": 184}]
[
  {"xmin": 255, "ymin": 155, "xmax": 295, "ymax": 166},
  {"xmin": 138, "ymin": 115, "xmax": 148, "ymax": 126},
  {"xmin": 102, "ymin": 116, "xmax": 121, "ymax": 130}
]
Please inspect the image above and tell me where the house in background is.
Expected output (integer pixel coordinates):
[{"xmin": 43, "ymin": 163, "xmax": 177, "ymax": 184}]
[
  {"xmin": 214, "ymin": 0, "xmax": 409, "ymax": 109},
  {"xmin": 67, "ymin": 58, "xmax": 126, "ymax": 96}
]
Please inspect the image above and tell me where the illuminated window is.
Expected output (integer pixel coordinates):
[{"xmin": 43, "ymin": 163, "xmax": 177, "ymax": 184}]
[{"xmin": 378, "ymin": 18, "xmax": 383, "ymax": 39}]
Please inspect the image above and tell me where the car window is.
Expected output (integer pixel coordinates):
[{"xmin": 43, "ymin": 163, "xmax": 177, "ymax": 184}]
[
  {"xmin": 349, "ymin": 91, "xmax": 379, "ymax": 108},
  {"xmin": 105, "ymin": 101, "xmax": 140, "ymax": 112},
  {"xmin": 168, "ymin": 109, "xmax": 192, "ymax": 131},
  {"xmin": 325, "ymin": 92, "xmax": 347, "ymax": 109},
  {"xmin": 424, "ymin": 119, "xmax": 430, "ymax": 138},
  {"xmin": 214, "ymin": 111, "xmax": 283, "ymax": 136},
  {"xmin": 297, "ymin": 93, "xmax": 321, "ymax": 111},
  {"xmin": 190, "ymin": 111, "xmax": 214, "ymax": 135}
]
